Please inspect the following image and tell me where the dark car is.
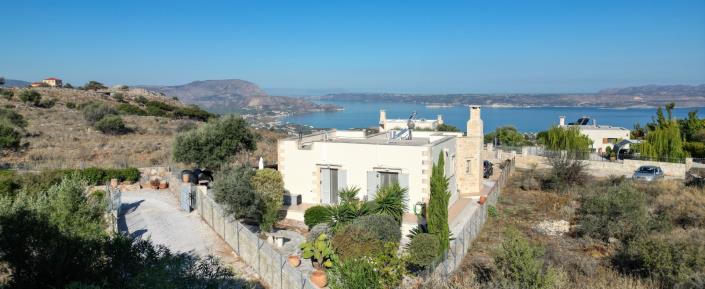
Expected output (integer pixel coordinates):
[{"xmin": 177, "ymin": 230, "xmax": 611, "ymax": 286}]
[
  {"xmin": 483, "ymin": 160, "xmax": 493, "ymax": 178},
  {"xmin": 632, "ymin": 165, "xmax": 664, "ymax": 182}
]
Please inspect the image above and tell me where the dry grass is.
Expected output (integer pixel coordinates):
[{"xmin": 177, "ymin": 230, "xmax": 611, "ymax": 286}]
[{"xmin": 1, "ymin": 88, "xmax": 286, "ymax": 169}]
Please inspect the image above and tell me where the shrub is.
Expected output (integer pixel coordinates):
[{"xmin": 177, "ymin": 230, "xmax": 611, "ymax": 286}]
[
  {"xmin": 213, "ymin": 165, "xmax": 260, "ymax": 220},
  {"xmin": 371, "ymin": 183, "xmax": 408, "ymax": 223},
  {"xmin": 83, "ymin": 81, "xmax": 106, "ymax": 90},
  {"xmin": 577, "ymin": 183, "xmax": 649, "ymax": 242},
  {"xmin": 174, "ymin": 120, "xmax": 198, "ymax": 132},
  {"xmin": 406, "ymin": 233, "xmax": 441, "ymax": 269},
  {"xmin": 655, "ymin": 187, "xmax": 705, "ymax": 229},
  {"xmin": 543, "ymin": 156, "xmax": 588, "ymax": 191},
  {"xmin": 300, "ymin": 233, "xmax": 335, "ymax": 269},
  {"xmin": 0, "ymin": 88, "xmax": 13, "ymax": 99},
  {"xmin": 351, "ymin": 214, "xmax": 401, "ymax": 244},
  {"xmin": 111, "ymin": 93, "xmax": 124, "ymax": 102},
  {"xmin": 332, "ymin": 225, "xmax": 383, "ymax": 260},
  {"xmin": 35, "ymin": 97, "xmax": 56, "ymax": 108},
  {"xmin": 614, "ymin": 229, "xmax": 705, "ymax": 288},
  {"xmin": 81, "ymin": 102, "xmax": 117, "ymax": 124},
  {"xmin": 329, "ymin": 258, "xmax": 381, "ymax": 289},
  {"xmin": 250, "ymin": 168, "xmax": 284, "ymax": 232},
  {"xmin": 94, "ymin": 115, "xmax": 130, "ymax": 135},
  {"xmin": 428, "ymin": 152, "xmax": 451, "ymax": 254},
  {"xmin": 173, "ymin": 105, "xmax": 215, "ymax": 121},
  {"xmin": 0, "ymin": 120, "xmax": 22, "ymax": 151},
  {"xmin": 116, "ymin": 103, "xmax": 147, "ymax": 116},
  {"xmin": 307, "ymin": 223, "xmax": 331, "ymax": 243},
  {"xmin": 65, "ymin": 102, "xmax": 76, "ymax": 109},
  {"xmin": 172, "ymin": 115, "xmax": 256, "ymax": 169},
  {"xmin": 371, "ymin": 242, "xmax": 406, "ymax": 289},
  {"xmin": 494, "ymin": 229, "xmax": 560, "ymax": 289},
  {"xmin": 304, "ymin": 205, "xmax": 331, "ymax": 229},
  {"xmin": 0, "ymin": 170, "xmax": 20, "ymax": 198},
  {"xmin": 18, "ymin": 90, "xmax": 41, "ymax": 103},
  {"xmin": 0, "ymin": 108, "xmax": 27, "ymax": 128}
]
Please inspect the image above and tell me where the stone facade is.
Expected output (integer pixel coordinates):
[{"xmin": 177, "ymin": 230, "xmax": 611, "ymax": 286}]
[{"xmin": 455, "ymin": 106, "xmax": 484, "ymax": 197}]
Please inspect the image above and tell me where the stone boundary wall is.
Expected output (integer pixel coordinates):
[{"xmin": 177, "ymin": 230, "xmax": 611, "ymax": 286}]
[
  {"xmin": 193, "ymin": 186, "xmax": 318, "ymax": 289},
  {"xmin": 431, "ymin": 158, "xmax": 515, "ymax": 276}
]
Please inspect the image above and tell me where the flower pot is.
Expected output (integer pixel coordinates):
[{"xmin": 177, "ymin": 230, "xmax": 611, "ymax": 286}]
[
  {"xmin": 288, "ymin": 255, "xmax": 301, "ymax": 267},
  {"xmin": 310, "ymin": 269, "xmax": 327, "ymax": 288},
  {"xmin": 110, "ymin": 178, "xmax": 119, "ymax": 188},
  {"xmin": 478, "ymin": 195, "xmax": 487, "ymax": 205},
  {"xmin": 159, "ymin": 180, "xmax": 169, "ymax": 189}
]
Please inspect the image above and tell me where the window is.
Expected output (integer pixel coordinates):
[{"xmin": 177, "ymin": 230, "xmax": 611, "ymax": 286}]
[
  {"xmin": 379, "ymin": 172, "xmax": 399, "ymax": 188},
  {"xmin": 466, "ymin": 160, "xmax": 471, "ymax": 174}
]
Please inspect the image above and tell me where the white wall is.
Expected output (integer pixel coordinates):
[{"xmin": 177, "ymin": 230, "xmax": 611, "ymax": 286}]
[{"xmin": 580, "ymin": 128, "xmax": 631, "ymax": 153}]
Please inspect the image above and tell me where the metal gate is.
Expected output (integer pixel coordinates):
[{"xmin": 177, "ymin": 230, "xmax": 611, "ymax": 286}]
[
  {"xmin": 108, "ymin": 187, "xmax": 122, "ymax": 233},
  {"xmin": 180, "ymin": 184, "xmax": 193, "ymax": 212}
]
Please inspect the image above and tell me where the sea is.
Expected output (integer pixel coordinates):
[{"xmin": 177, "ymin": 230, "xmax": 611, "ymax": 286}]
[{"xmin": 283, "ymin": 100, "xmax": 705, "ymax": 133}]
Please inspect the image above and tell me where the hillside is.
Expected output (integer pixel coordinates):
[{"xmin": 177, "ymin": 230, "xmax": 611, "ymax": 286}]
[
  {"xmin": 0, "ymin": 86, "xmax": 283, "ymax": 169},
  {"xmin": 0, "ymin": 79, "xmax": 31, "ymax": 88},
  {"xmin": 140, "ymin": 79, "xmax": 339, "ymax": 114},
  {"xmin": 315, "ymin": 84, "xmax": 705, "ymax": 108}
]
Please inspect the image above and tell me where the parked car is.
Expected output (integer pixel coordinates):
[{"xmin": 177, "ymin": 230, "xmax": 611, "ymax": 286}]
[
  {"xmin": 632, "ymin": 165, "xmax": 664, "ymax": 182},
  {"xmin": 483, "ymin": 160, "xmax": 493, "ymax": 179}
]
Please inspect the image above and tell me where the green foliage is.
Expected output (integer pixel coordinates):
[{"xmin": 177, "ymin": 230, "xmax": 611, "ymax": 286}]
[
  {"xmin": 0, "ymin": 170, "xmax": 20, "ymax": 198},
  {"xmin": 329, "ymin": 257, "xmax": 380, "ymax": 289},
  {"xmin": 577, "ymin": 183, "xmax": 649, "ymax": 242},
  {"xmin": 351, "ymin": 214, "xmax": 401, "ymax": 244},
  {"xmin": 111, "ymin": 93, "xmax": 125, "ymax": 102},
  {"xmin": 213, "ymin": 165, "xmax": 260, "ymax": 220},
  {"xmin": 83, "ymin": 81, "xmax": 106, "ymax": 90},
  {"xmin": 172, "ymin": 115, "xmax": 256, "ymax": 169},
  {"xmin": 250, "ymin": 168, "xmax": 284, "ymax": 232},
  {"xmin": 300, "ymin": 233, "xmax": 335, "ymax": 269},
  {"xmin": 174, "ymin": 105, "xmax": 215, "ymax": 121},
  {"xmin": 406, "ymin": 233, "xmax": 441, "ymax": 269},
  {"xmin": 614, "ymin": 230, "xmax": 705, "ymax": 288},
  {"xmin": 637, "ymin": 120, "xmax": 687, "ymax": 161},
  {"xmin": 18, "ymin": 89, "xmax": 41, "ymax": 103},
  {"xmin": 0, "ymin": 108, "xmax": 27, "ymax": 128},
  {"xmin": 371, "ymin": 183, "xmax": 408, "ymax": 223},
  {"xmin": 66, "ymin": 101, "xmax": 77, "ymax": 109},
  {"xmin": 542, "ymin": 156, "xmax": 588, "ymax": 191},
  {"xmin": 325, "ymin": 204, "xmax": 357, "ymax": 230},
  {"xmin": 94, "ymin": 115, "xmax": 130, "ymax": 135},
  {"xmin": 428, "ymin": 152, "xmax": 451, "ymax": 254},
  {"xmin": 304, "ymin": 205, "xmax": 331, "ymax": 229},
  {"xmin": 494, "ymin": 229, "xmax": 560, "ymax": 289},
  {"xmin": 35, "ymin": 97, "xmax": 56, "ymax": 108},
  {"xmin": 332, "ymin": 225, "xmax": 383, "ymax": 260},
  {"xmin": 0, "ymin": 88, "xmax": 14, "ymax": 99},
  {"xmin": 135, "ymin": 95, "xmax": 148, "ymax": 104},
  {"xmin": 339, "ymin": 186, "xmax": 361, "ymax": 204},
  {"xmin": 65, "ymin": 167, "xmax": 140, "ymax": 185},
  {"xmin": 44, "ymin": 177, "xmax": 107, "ymax": 240},
  {"xmin": 488, "ymin": 205, "xmax": 498, "ymax": 218},
  {"xmin": 307, "ymin": 223, "xmax": 332, "ymax": 243},
  {"xmin": 683, "ymin": 141, "xmax": 705, "ymax": 158},
  {"xmin": 485, "ymin": 126, "xmax": 530, "ymax": 146},
  {"xmin": 0, "ymin": 119, "xmax": 22, "ymax": 151},
  {"xmin": 539, "ymin": 126, "xmax": 592, "ymax": 152},
  {"xmin": 63, "ymin": 83, "xmax": 73, "ymax": 89},
  {"xmin": 436, "ymin": 123, "xmax": 460, "ymax": 132},
  {"xmin": 371, "ymin": 242, "xmax": 406, "ymax": 289},
  {"xmin": 81, "ymin": 102, "xmax": 118, "ymax": 124},
  {"xmin": 116, "ymin": 103, "xmax": 147, "ymax": 116}
]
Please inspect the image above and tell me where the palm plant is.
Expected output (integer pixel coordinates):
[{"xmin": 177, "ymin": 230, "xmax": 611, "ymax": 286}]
[
  {"xmin": 326, "ymin": 204, "xmax": 357, "ymax": 230},
  {"xmin": 372, "ymin": 183, "xmax": 408, "ymax": 223},
  {"xmin": 339, "ymin": 186, "xmax": 361, "ymax": 204}
]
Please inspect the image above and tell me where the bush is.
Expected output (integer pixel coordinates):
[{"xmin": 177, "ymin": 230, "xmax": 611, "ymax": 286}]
[
  {"xmin": 65, "ymin": 102, "xmax": 76, "ymax": 109},
  {"xmin": 304, "ymin": 205, "xmax": 331, "ymax": 229},
  {"xmin": 328, "ymin": 258, "xmax": 381, "ymax": 289},
  {"xmin": 18, "ymin": 90, "xmax": 41, "ymax": 103},
  {"xmin": 116, "ymin": 103, "xmax": 147, "ymax": 116},
  {"xmin": 614, "ymin": 230, "xmax": 705, "ymax": 288},
  {"xmin": 111, "ymin": 93, "xmax": 124, "ymax": 102},
  {"xmin": 332, "ymin": 225, "xmax": 383, "ymax": 260},
  {"xmin": 0, "ymin": 170, "xmax": 20, "ymax": 198},
  {"xmin": 135, "ymin": 95, "xmax": 148, "ymax": 104},
  {"xmin": 63, "ymin": 167, "xmax": 141, "ymax": 185},
  {"xmin": 351, "ymin": 214, "xmax": 401, "ymax": 244},
  {"xmin": 250, "ymin": 168, "xmax": 284, "ymax": 232},
  {"xmin": 213, "ymin": 165, "xmax": 260, "ymax": 220},
  {"xmin": 655, "ymin": 187, "xmax": 705, "ymax": 229},
  {"xmin": 81, "ymin": 102, "xmax": 117, "ymax": 124},
  {"xmin": 83, "ymin": 81, "xmax": 106, "ymax": 90},
  {"xmin": 371, "ymin": 183, "xmax": 408, "ymax": 223},
  {"xmin": 0, "ymin": 120, "xmax": 22, "ymax": 151},
  {"xmin": 0, "ymin": 88, "xmax": 13, "ymax": 99},
  {"xmin": 94, "ymin": 115, "xmax": 130, "ymax": 135},
  {"xmin": 172, "ymin": 115, "xmax": 256, "ymax": 169},
  {"xmin": 406, "ymin": 233, "xmax": 441, "ymax": 269},
  {"xmin": 173, "ymin": 105, "xmax": 215, "ymax": 121},
  {"xmin": 543, "ymin": 156, "xmax": 588, "ymax": 191},
  {"xmin": 577, "ymin": 183, "xmax": 649, "ymax": 242},
  {"xmin": 0, "ymin": 108, "xmax": 27, "ymax": 128},
  {"xmin": 494, "ymin": 229, "xmax": 560, "ymax": 289},
  {"xmin": 307, "ymin": 223, "xmax": 331, "ymax": 243},
  {"xmin": 35, "ymin": 97, "xmax": 56, "ymax": 108}
]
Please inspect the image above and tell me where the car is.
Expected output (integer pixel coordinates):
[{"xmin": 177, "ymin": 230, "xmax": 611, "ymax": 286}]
[
  {"xmin": 632, "ymin": 165, "xmax": 664, "ymax": 182},
  {"xmin": 483, "ymin": 160, "xmax": 493, "ymax": 178}
]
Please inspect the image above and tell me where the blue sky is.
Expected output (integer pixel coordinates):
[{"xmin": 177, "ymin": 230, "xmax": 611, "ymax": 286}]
[{"xmin": 1, "ymin": 0, "xmax": 704, "ymax": 93}]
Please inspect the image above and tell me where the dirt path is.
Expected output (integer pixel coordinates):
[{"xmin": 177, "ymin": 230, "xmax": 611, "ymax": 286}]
[{"xmin": 118, "ymin": 189, "xmax": 261, "ymax": 283}]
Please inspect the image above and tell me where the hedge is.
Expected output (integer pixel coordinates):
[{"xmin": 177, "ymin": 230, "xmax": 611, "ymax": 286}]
[
  {"xmin": 65, "ymin": 167, "xmax": 141, "ymax": 185},
  {"xmin": 304, "ymin": 205, "xmax": 331, "ymax": 229}
]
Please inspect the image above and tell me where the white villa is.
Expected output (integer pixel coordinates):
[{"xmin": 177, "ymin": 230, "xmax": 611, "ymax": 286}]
[
  {"xmin": 277, "ymin": 106, "xmax": 486, "ymax": 232},
  {"xmin": 559, "ymin": 116, "xmax": 631, "ymax": 153}
]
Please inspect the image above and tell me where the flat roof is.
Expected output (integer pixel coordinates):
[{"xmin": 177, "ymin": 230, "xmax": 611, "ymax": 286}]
[{"xmin": 288, "ymin": 130, "xmax": 457, "ymax": 147}]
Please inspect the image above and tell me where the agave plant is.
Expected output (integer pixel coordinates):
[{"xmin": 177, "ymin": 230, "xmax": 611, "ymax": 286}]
[
  {"xmin": 338, "ymin": 186, "xmax": 361, "ymax": 204},
  {"xmin": 325, "ymin": 204, "xmax": 357, "ymax": 230},
  {"xmin": 372, "ymin": 183, "xmax": 408, "ymax": 223},
  {"xmin": 299, "ymin": 233, "xmax": 335, "ymax": 269}
]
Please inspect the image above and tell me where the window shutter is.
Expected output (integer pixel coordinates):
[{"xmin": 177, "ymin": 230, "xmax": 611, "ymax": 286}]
[
  {"xmin": 399, "ymin": 173, "xmax": 409, "ymax": 192},
  {"xmin": 367, "ymin": 171, "xmax": 379, "ymax": 200}
]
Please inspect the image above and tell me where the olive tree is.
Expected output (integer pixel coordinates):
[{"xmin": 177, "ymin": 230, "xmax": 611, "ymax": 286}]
[
  {"xmin": 250, "ymin": 168, "xmax": 284, "ymax": 232},
  {"xmin": 172, "ymin": 116, "xmax": 256, "ymax": 170}
]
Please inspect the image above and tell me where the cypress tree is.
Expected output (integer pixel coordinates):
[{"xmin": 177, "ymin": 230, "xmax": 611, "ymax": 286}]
[{"xmin": 427, "ymin": 152, "xmax": 450, "ymax": 254}]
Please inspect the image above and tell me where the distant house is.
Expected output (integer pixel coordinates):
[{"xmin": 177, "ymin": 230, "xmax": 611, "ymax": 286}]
[
  {"xmin": 558, "ymin": 116, "xmax": 631, "ymax": 153},
  {"xmin": 42, "ymin": 77, "xmax": 63, "ymax": 87}
]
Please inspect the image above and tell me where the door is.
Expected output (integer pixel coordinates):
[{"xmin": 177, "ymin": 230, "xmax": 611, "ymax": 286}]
[{"xmin": 320, "ymin": 168, "xmax": 339, "ymax": 204}]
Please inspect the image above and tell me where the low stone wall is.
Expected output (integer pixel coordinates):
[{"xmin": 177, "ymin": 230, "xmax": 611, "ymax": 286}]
[{"xmin": 194, "ymin": 186, "xmax": 318, "ymax": 289}]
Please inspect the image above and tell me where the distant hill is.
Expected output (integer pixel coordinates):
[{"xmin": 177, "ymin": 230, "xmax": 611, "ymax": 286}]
[
  {"xmin": 598, "ymin": 84, "xmax": 705, "ymax": 97},
  {"xmin": 0, "ymin": 79, "xmax": 31, "ymax": 88},
  {"xmin": 139, "ymin": 79, "xmax": 338, "ymax": 113}
]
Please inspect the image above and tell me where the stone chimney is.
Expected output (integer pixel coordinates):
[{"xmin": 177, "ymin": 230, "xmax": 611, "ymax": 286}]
[
  {"xmin": 467, "ymin": 106, "xmax": 483, "ymax": 137},
  {"xmin": 559, "ymin": 116, "xmax": 565, "ymax": 126},
  {"xmin": 455, "ymin": 105, "xmax": 484, "ymax": 197},
  {"xmin": 379, "ymin": 109, "xmax": 387, "ymax": 132}
]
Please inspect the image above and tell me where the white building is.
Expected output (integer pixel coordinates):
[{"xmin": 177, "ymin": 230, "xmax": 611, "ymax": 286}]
[
  {"xmin": 379, "ymin": 110, "xmax": 444, "ymax": 132},
  {"xmin": 559, "ymin": 116, "xmax": 631, "ymax": 153},
  {"xmin": 278, "ymin": 106, "xmax": 485, "ymax": 228}
]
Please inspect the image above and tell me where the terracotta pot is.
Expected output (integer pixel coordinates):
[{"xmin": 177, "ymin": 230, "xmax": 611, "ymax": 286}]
[
  {"xmin": 182, "ymin": 173, "xmax": 190, "ymax": 183},
  {"xmin": 478, "ymin": 195, "xmax": 487, "ymax": 205},
  {"xmin": 110, "ymin": 178, "xmax": 119, "ymax": 188},
  {"xmin": 159, "ymin": 180, "xmax": 169, "ymax": 189},
  {"xmin": 310, "ymin": 269, "xmax": 327, "ymax": 288},
  {"xmin": 288, "ymin": 255, "xmax": 301, "ymax": 267}
]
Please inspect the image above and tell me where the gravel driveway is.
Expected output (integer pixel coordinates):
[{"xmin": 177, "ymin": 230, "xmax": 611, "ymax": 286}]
[{"xmin": 118, "ymin": 189, "xmax": 260, "ymax": 282}]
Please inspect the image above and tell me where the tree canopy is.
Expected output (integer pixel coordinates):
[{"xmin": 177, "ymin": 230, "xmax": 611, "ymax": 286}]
[
  {"xmin": 538, "ymin": 126, "xmax": 592, "ymax": 152},
  {"xmin": 485, "ymin": 126, "xmax": 530, "ymax": 146}
]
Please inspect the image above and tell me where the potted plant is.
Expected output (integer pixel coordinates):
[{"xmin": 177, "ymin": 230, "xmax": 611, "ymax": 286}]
[
  {"xmin": 478, "ymin": 195, "xmax": 488, "ymax": 205},
  {"xmin": 299, "ymin": 233, "xmax": 335, "ymax": 287},
  {"xmin": 288, "ymin": 255, "xmax": 301, "ymax": 267}
]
